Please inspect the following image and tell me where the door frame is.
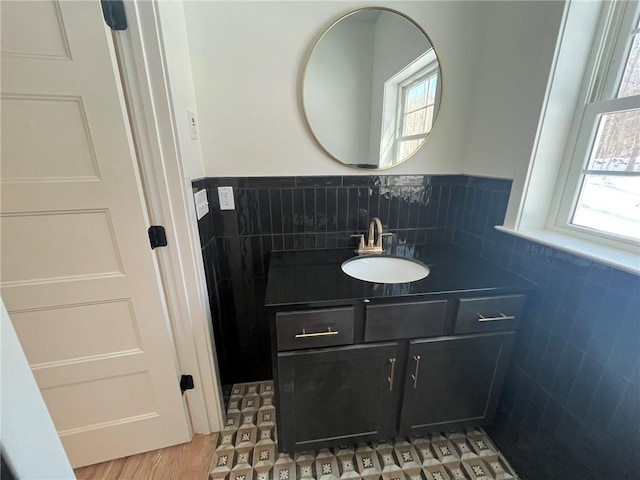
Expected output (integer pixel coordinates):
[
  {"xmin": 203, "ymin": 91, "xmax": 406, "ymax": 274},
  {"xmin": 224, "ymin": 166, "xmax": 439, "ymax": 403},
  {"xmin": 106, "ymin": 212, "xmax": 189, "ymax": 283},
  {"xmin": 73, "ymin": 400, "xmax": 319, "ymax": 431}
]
[{"xmin": 111, "ymin": 0, "xmax": 224, "ymax": 434}]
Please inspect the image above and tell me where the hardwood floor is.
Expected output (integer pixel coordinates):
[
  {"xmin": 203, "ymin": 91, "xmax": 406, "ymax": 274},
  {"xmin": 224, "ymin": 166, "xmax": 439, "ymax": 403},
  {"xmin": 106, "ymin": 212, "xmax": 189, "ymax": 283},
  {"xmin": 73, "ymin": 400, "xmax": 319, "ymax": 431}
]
[{"xmin": 74, "ymin": 433, "xmax": 218, "ymax": 480}]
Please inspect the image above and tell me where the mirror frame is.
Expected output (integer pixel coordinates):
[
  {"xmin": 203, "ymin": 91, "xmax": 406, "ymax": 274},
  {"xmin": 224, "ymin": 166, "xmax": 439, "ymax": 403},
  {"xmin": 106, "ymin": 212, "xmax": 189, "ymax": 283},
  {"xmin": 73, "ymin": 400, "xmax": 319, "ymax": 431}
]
[{"xmin": 301, "ymin": 7, "xmax": 443, "ymax": 171}]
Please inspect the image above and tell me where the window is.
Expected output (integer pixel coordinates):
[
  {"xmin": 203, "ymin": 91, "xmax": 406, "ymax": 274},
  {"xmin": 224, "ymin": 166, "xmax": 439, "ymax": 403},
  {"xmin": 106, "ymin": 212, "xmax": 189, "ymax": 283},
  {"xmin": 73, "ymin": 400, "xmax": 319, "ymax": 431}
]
[
  {"xmin": 556, "ymin": 1, "xmax": 640, "ymax": 245},
  {"xmin": 396, "ymin": 68, "xmax": 439, "ymax": 159},
  {"xmin": 379, "ymin": 50, "xmax": 439, "ymax": 168}
]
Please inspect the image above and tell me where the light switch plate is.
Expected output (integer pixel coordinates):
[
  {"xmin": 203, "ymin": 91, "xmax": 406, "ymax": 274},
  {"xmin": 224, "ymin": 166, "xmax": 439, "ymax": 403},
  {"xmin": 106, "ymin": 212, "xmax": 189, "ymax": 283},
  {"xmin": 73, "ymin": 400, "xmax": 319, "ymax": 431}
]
[
  {"xmin": 218, "ymin": 186, "xmax": 235, "ymax": 210},
  {"xmin": 188, "ymin": 109, "xmax": 198, "ymax": 139},
  {"xmin": 194, "ymin": 189, "xmax": 209, "ymax": 220}
]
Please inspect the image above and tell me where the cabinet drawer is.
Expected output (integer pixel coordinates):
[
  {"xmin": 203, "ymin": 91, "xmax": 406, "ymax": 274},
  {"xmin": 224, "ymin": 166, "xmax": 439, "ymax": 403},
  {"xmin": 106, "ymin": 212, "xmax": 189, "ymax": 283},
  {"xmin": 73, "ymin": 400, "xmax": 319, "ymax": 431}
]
[
  {"xmin": 365, "ymin": 300, "xmax": 448, "ymax": 342},
  {"xmin": 276, "ymin": 307, "xmax": 354, "ymax": 351},
  {"xmin": 454, "ymin": 294, "xmax": 526, "ymax": 334}
]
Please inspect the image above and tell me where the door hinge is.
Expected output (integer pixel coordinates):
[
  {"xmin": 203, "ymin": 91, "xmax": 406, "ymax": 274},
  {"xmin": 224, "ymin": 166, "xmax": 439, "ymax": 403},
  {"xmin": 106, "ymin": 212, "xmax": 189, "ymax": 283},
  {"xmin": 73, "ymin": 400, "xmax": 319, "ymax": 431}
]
[
  {"xmin": 148, "ymin": 225, "xmax": 167, "ymax": 249},
  {"xmin": 180, "ymin": 375, "xmax": 195, "ymax": 395},
  {"xmin": 101, "ymin": 0, "xmax": 127, "ymax": 31}
]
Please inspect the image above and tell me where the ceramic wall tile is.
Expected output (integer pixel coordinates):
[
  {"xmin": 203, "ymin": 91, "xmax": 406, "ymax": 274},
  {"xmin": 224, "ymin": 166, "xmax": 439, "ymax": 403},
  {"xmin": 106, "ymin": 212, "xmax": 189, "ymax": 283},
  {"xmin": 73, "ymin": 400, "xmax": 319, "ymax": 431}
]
[
  {"xmin": 195, "ymin": 175, "xmax": 467, "ymax": 385},
  {"xmin": 455, "ymin": 176, "xmax": 639, "ymax": 479}
]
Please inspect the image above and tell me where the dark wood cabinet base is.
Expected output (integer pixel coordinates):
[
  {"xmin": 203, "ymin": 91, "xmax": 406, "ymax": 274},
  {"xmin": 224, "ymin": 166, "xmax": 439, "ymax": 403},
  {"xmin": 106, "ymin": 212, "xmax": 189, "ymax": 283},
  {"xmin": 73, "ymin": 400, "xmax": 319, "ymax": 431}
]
[{"xmin": 267, "ymin": 264, "xmax": 530, "ymax": 454}]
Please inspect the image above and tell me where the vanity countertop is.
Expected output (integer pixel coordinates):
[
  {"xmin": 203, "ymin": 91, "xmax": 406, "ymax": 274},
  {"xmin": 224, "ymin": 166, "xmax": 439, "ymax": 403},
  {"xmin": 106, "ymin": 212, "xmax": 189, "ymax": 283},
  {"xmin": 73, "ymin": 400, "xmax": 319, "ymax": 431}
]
[{"xmin": 265, "ymin": 244, "xmax": 536, "ymax": 308}]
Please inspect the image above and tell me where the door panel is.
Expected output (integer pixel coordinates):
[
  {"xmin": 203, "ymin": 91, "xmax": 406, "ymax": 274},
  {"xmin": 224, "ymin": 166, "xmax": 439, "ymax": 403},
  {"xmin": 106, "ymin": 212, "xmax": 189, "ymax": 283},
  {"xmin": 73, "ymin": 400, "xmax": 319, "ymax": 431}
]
[
  {"xmin": 10, "ymin": 300, "xmax": 141, "ymax": 365},
  {"xmin": 1, "ymin": 211, "xmax": 123, "ymax": 283},
  {"xmin": 277, "ymin": 343, "xmax": 399, "ymax": 453},
  {"xmin": 399, "ymin": 332, "xmax": 515, "ymax": 436},
  {"xmin": 0, "ymin": 0, "xmax": 191, "ymax": 467},
  {"xmin": 1, "ymin": 96, "xmax": 101, "ymax": 181},
  {"xmin": 0, "ymin": 0, "xmax": 71, "ymax": 59}
]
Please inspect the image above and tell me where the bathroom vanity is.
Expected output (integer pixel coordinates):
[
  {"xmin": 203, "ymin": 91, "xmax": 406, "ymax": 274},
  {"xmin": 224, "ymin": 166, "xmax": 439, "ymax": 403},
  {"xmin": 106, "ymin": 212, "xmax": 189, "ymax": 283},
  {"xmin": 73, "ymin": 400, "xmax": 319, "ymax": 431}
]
[{"xmin": 265, "ymin": 245, "xmax": 534, "ymax": 453}]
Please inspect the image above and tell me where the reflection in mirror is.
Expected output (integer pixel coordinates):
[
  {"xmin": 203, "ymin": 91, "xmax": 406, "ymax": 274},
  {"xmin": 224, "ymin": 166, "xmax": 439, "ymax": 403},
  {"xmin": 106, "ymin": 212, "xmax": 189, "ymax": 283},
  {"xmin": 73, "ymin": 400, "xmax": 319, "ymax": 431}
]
[{"xmin": 303, "ymin": 8, "xmax": 441, "ymax": 170}]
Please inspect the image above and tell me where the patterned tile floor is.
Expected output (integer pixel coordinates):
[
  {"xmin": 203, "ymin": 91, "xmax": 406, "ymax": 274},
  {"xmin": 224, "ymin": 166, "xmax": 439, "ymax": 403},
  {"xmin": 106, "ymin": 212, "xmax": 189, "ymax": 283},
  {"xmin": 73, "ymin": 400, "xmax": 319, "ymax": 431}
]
[{"xmin": 210, "ymin": 381, "xmax": 519, "ymax": 480}]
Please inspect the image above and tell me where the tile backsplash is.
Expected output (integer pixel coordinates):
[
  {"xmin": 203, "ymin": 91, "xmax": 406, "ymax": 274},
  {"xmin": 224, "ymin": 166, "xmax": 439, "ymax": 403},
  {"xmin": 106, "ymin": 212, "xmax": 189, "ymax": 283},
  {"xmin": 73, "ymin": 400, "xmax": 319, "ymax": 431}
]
[
  {"xmin": 192, "ymin": 174, "xmax": 473, "ymax": 383},
  {"xmin": 194, "ymin": 174, "xmax": 638, "ymax": 479}
]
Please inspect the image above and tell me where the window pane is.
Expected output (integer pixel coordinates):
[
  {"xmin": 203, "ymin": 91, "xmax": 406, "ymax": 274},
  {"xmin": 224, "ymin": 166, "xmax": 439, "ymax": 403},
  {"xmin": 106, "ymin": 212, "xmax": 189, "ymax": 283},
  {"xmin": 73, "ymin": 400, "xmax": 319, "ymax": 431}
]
[
  {"xmin": 403, "ymin": 109, "xmax": 426, "ymax": 136},
  {"xmin": 427, "ymin": 74, "xmax": 438, "ymax": 105},
  {"xmin": 617, "ymin": 30, "xmax": 640, "ymax": 97},
  {"xmin": 405, "ymin": 82, "xmax": 427, "ymax": 112},
  {"xmin": 587, "ymin": 108, "xmax": 640, "ymax": 172},
  {"xmin": 572, "ymin": 175, "xmax": 640, "ymax": 240},
  {"xmin": 425, "ymin": 105, "xmax": 434, "ymax": 132},
  {"xmin": 398, "ymin": 138, "xmax": 423, "ymax": 159}
]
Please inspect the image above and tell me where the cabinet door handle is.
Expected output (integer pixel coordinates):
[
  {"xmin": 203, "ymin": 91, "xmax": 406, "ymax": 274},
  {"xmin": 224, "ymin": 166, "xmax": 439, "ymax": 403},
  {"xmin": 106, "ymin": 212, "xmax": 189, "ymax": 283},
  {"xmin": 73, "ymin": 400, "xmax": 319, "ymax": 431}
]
[
  {"xmin": 477, "ymin": 312, "xmax": 515, "ymax": 322},
  {"xmin": 295, "ymin": 328, "xmax": 339, "ymax": 338},
  {"xmin": 388, "ymin": 358, "xmax": 396, "ymax": 391},
  {"xmin": 411, "ymin": 355, "xmax": 421, "ymax": 388}
]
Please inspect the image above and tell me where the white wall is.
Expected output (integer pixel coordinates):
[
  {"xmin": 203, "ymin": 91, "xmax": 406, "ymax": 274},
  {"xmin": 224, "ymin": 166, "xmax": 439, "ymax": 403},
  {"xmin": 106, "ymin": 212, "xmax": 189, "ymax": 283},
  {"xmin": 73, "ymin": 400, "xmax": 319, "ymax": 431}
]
[
  {"xmin": 1, "ymin": 299, "xmax": 75, "ymax": 479},
  {"xmin": 156, "ymin": 2, "xmax": 206, "ymax": 181},
  {"xmin": 184, "ymin": 1, "xmax": 491, "ymax": 176},
  {"xmin": 183, "ymin": 1, "xmax": 565, "ymax": 179},
  {"xmin": 459, "ymin": 0, "xmax": 566, "ymax": 218}
]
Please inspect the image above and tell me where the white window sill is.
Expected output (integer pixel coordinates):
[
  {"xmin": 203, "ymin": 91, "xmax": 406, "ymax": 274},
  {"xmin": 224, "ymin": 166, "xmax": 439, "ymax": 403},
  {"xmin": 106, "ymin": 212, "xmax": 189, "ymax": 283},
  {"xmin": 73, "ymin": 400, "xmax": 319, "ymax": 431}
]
[{"xmin": 495, "ymin": 226, "xmax": 640, "ymax": 275}]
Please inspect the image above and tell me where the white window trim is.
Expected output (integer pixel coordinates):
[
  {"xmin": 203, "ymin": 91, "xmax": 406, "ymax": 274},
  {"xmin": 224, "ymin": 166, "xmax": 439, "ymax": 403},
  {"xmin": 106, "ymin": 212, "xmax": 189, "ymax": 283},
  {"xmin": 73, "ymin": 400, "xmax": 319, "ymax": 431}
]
[
  {"xmin": 552, "ymin": 96, "xmax": 640, "ymax": 247},
  {"xmin": 500, "ymin": 0, "xmax": 640, "ymax": 275},
  {"xmin": 551, "ymin": 0, "xmax": 640, "ymax": 249}
]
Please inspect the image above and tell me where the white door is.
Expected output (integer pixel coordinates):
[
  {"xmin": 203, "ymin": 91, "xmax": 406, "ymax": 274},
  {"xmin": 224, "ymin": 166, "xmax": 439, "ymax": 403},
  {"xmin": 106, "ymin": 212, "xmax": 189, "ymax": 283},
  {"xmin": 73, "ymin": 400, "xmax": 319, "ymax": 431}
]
[{"xmin": 0, "ymin": 0, "xmax": 192, "ymax": 467}]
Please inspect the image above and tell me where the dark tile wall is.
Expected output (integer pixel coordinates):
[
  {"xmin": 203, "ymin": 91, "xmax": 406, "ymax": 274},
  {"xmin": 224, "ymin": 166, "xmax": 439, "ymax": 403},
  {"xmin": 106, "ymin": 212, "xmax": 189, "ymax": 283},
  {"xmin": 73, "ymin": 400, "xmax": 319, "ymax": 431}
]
[
  {"xmin": 194, "ymin": 173, "xmax": 639, "ymax": 478},
  {"xmin": 192, "ymin": 181, "xmax": 228, "ymax": 385},
  {"xmin": 452, "ymin": 178, "xmax": 640, "ymax": 480},
  {"xmin": 193, "ymin": 175, "xmax": 465, "ymax": 384}
]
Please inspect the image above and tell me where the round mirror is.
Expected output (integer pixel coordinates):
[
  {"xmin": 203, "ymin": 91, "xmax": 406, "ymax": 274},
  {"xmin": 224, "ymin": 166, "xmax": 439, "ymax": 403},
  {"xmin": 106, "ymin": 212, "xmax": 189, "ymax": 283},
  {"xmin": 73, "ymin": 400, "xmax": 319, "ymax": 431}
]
[{"xmin": 302, "ymin": 8, "xmax": 442, "ymax": 170}]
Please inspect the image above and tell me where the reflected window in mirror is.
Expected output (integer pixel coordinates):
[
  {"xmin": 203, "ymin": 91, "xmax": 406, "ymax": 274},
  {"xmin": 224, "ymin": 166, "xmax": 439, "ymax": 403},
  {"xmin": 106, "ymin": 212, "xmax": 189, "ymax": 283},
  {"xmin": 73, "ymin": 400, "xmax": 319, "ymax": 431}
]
[
  {"xmin": 379, "ymin": 50, "xmax": 440, "ymax": 167},
  {"xmin": 399, "ymin": 68, "xmax": 438, "ymax": 156}
]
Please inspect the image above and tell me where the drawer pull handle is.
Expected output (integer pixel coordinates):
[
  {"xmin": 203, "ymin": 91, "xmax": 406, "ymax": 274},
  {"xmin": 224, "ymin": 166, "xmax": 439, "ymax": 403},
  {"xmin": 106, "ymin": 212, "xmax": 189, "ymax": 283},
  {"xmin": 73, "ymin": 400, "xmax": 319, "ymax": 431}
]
[
  {"xmin": 295, "ymin": 328, "xmax": 339, "ymax": 338},
  {"xmin": 477, "ymin": 312, "xmax": 515, "ymax": 322},
  {"xmin": 388, "ymin": 358, "xmax": 396, "ymax": 391},
  {"xmin": 411, "ymin": 355, "xmax": 421, "ymax": 388}
]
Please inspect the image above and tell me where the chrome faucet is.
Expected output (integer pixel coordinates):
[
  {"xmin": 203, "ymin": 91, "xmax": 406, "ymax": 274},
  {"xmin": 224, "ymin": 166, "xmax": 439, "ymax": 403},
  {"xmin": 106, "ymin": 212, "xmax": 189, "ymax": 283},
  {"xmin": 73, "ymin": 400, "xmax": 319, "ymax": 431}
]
[{"xmin": 351, "ymin": 217, "xmax": 393, "ymax": 254}]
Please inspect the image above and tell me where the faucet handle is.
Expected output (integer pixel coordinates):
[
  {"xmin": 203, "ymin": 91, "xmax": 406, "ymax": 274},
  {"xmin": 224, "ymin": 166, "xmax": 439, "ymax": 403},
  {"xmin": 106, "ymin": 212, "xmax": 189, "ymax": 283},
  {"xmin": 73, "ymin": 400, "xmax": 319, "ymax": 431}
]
[
  {"xmin": 380, "ymin": 232, "xmax": 394, "ymax": 248},
  {"xmin": 350, "ymin": 233, "xmax": 365, "ymax": 250}
]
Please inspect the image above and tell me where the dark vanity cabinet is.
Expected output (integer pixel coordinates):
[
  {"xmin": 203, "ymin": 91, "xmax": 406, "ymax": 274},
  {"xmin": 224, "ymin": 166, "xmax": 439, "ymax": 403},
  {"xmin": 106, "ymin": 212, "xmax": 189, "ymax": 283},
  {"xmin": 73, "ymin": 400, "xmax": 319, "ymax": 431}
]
[
  {"xmin": 270, "ymin": 293, "xmax": 526, "ymax": 453},
  {"xmin": 266, "ymin": 246, "xmax": 533, "ymax": 454}
]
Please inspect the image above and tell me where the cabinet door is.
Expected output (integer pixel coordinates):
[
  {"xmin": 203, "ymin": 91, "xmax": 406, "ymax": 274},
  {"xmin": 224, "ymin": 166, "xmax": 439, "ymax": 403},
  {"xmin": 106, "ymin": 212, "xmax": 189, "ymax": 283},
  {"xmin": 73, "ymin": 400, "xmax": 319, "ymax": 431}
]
[
  {"xmin": 399, "ymin": 332, "xmax": 515, "ymax": 436},
  {"xmin": 277, "ymin": 342, "xmax": 399, "ymax": 452}
]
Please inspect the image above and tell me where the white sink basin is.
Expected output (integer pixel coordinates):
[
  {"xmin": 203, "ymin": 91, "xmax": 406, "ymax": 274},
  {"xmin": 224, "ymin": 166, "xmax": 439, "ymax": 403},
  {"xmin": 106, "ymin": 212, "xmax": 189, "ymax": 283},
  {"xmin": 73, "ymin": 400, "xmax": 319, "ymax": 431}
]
[{"xmin": 341, "ymin": 255, "xmax": 430, "ymax": 284}]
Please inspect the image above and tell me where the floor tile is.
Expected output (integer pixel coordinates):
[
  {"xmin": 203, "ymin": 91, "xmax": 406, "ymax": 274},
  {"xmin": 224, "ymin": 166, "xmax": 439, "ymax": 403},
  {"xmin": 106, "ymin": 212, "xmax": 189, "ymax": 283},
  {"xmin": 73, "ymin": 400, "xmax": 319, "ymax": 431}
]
[{"xmin": 211, "ymin": 381, "xmax": 519, "ymax": 480}]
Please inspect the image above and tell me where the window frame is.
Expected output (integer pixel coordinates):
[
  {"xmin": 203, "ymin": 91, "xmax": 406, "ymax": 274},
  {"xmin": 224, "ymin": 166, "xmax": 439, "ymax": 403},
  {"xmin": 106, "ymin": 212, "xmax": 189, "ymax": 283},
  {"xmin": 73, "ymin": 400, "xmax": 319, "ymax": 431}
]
[{"xmin": 550, "ymin": 0, "xmax": 640, "ymax": 251}]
